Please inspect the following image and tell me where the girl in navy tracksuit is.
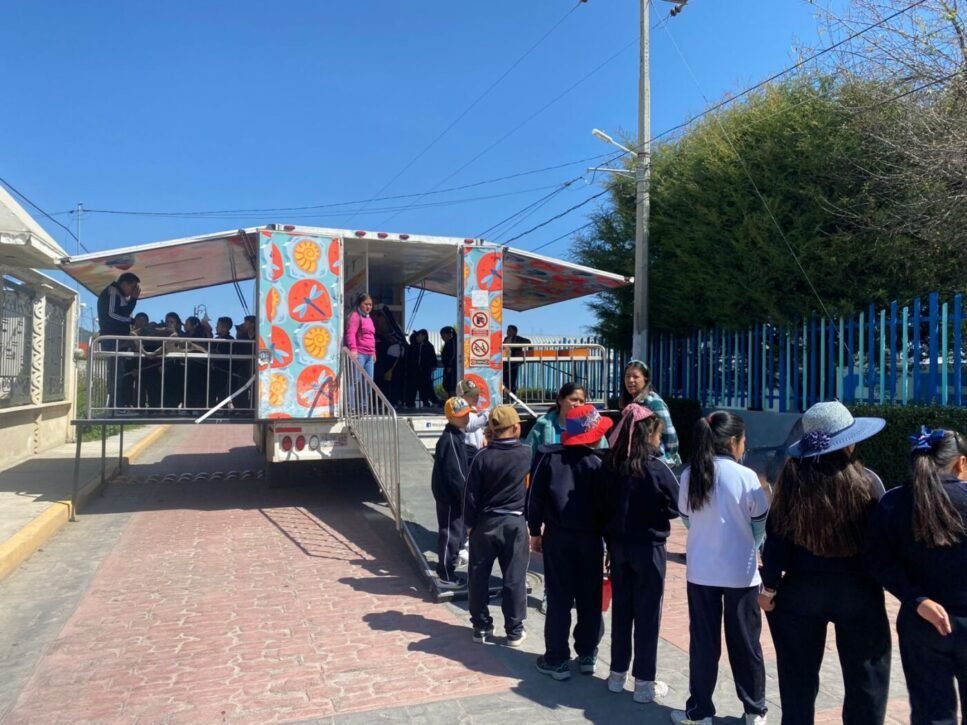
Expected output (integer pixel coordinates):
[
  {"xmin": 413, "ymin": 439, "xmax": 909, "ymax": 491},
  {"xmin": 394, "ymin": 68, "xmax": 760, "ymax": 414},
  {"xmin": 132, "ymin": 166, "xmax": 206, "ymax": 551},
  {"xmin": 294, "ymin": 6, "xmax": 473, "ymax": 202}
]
[
  {"xmin": 527, "ymin": 403, "xmax": 612, "ymax": 681},
  {"xmin": 869, "ymin": 428, "xmax": 967, "ymax": 724},
  {"xmin": 600, "ymin": 403, "xmax": 680, "ymax": 704}
]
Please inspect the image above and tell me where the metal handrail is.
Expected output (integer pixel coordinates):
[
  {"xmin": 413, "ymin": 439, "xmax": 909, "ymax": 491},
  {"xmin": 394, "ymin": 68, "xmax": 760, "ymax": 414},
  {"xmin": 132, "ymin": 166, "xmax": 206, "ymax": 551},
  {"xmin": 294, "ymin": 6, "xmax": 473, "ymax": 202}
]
[
  {"xmin": 86, "ymin": 334, "xmax": 256, "ymax": 419},
  {"xmin": 340, "ymin": 348, "xmax": 402, "ymax": 529},
  {"xmin": 501, "ymin": 342, "xmax": 611, "ymax": 408}
]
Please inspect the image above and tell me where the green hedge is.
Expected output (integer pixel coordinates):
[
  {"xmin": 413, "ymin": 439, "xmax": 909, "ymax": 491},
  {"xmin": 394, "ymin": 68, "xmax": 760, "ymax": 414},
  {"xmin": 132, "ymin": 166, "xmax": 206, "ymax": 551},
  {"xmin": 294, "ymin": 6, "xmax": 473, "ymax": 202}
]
[{"xmin": 849, "ymin": 404, "xmax": 967, "ymax": 488}]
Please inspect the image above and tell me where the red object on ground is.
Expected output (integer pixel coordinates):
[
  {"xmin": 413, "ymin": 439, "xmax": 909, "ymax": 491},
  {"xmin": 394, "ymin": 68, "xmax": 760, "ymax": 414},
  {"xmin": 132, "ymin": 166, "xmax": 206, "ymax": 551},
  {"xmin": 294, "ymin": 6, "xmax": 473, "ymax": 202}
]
[{"xmin": 601, "ymin": 575, "xmax": 612, "ymax": 612}]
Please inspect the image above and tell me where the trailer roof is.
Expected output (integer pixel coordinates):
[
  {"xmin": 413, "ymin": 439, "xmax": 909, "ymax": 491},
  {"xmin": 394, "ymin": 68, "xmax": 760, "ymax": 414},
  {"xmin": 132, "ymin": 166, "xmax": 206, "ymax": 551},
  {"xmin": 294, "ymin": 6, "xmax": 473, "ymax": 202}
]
[{"xmin": 59, "ymin": 225, "xmax": 630, "ymax": 311}]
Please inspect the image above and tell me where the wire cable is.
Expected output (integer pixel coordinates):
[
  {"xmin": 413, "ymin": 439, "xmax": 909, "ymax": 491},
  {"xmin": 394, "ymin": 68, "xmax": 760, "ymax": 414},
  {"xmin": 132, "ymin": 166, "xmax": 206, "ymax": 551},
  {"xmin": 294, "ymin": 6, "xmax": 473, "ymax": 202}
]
[
  {"xmin": 345, "ymin": 1, "xmax": 586, "ymax": 227},
  {"xmin": 476, "ymin": 177, "xmax": 582, "ymax": 239},
  {"xmin": 0, "ymin": 177, "xmax": 90, "ymax": 253},
  {"xmin": 502, "ymin": 189, "xmax": 611, "ymax": 246}
]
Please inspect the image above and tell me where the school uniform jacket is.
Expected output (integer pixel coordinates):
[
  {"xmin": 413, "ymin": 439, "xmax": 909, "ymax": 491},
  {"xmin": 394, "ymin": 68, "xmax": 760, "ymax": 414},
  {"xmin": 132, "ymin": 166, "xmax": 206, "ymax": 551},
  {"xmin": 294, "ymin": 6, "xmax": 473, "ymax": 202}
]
[
  {"xmin": 600, "ymin": 456, "xmax": 681, "ymax": 546},
  {"xmin": 464, "ymin": 438, "xmax": 531, "ymax": 529},
  {"xmin": 526, "ymin": 444, "xmax": 603, "ymax": 536},
  {"xmin": 868, "ymin": 476, "xmax": 967, "ymax": 616},
  {"xmin": 431, "ymin": 424, "xmax": 472, "ymax": 509}
]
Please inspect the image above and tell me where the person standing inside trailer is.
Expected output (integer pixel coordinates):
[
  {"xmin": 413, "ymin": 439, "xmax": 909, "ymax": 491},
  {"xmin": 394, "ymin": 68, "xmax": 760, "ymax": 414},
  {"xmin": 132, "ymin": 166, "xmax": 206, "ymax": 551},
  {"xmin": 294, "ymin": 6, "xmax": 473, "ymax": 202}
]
[
  {"xmin": 528, "ymin": 403, "xmax": 612, "ymax": 681},
  {"xmin": 96, "ymin": 272, "xmax": 141, "ymax": 408},
  {"xmin": 759, "ymin": 401, "xmax": 890, "ymax": 725},
  {"xmin": 601, "ymin": 404, "xmax": 680, "ymax": 705},
  {"xmin": 868, "ymin": 428, "xmax": 967, "ymax": 724},
  {"xmin": 619, "ymin": 361, "xmax": 680, "ymax": 467},
  {"xmin": 345, "ymin": 293, "xmax": 377, "ymax": 379},
  {"xmin": 440, "ymin": 326, "xmax": 458, "ymax": 398},
  {"xmin": 671, "ymin": 411, "xmax": 768, "ymax": 725}
]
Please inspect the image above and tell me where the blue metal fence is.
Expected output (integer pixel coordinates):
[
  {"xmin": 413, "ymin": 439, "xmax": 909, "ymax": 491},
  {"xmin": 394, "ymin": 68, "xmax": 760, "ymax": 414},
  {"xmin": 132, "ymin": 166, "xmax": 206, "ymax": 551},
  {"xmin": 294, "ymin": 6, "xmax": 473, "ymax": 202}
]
[{"xmin": 647, "ymin": 291, "xmax": 966, "ymax": 412}]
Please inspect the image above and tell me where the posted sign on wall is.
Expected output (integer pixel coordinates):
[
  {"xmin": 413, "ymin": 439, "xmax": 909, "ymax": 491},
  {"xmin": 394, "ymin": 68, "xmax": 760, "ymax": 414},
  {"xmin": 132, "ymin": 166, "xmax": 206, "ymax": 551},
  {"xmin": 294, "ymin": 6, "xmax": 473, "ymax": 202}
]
[{"xmin": 459, "ymin": 244, "xmax": 503, "ymax": 411}]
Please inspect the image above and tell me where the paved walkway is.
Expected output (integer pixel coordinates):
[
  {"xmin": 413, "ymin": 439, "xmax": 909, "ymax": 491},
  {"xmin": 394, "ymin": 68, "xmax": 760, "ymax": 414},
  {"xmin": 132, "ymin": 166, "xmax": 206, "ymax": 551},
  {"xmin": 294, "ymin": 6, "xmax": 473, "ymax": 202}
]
[{"xmin": 0, "ymin": 426, "xmax": 914, "ymax": 723}]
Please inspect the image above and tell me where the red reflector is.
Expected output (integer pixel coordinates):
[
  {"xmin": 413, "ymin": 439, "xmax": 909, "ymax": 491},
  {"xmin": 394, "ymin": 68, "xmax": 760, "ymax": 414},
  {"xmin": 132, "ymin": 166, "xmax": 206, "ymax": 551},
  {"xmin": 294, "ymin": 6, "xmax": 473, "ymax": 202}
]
[
  {"xmin": 354, "ymin": 230, "xmax": 366, "ymax": 237},
  {"xmin": 295, "ymin": 435, "xmax": 306, "ymax": 451},
  {"xmin": 377, "ymin": 232, "xmax": 388, "ymax": 239},
  {"xmin": 463, "ymin": 239, "xmax": 475, "ymax": 245},
  {"xmin": 275, "ymin": 427, "xmax": 302, "ymax": 434},
  {"xmin": 283, "ymin": 225, "xmax": 295, "ymax": 231},
  {"xmin": 399, "ymin": 234, "xmax": 410, "ymax": 240},
  {"xmin": 281, "ymin": 436, "xmax": 293, "ymax": 452}
]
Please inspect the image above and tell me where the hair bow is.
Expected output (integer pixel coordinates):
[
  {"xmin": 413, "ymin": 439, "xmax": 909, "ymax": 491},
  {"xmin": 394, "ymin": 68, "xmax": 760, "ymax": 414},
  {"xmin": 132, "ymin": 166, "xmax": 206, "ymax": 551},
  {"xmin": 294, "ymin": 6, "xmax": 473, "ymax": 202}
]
[
  {"xmin": 608, "ymin": 403, "xmax": 655, "ymax": 457},
  {"xmin": 909, "ymin": 426, "xmax": 945, "ymax": 453},
  {"xmin": 800, "ymin": 430, "xmax": 832, "ymax": 456}
]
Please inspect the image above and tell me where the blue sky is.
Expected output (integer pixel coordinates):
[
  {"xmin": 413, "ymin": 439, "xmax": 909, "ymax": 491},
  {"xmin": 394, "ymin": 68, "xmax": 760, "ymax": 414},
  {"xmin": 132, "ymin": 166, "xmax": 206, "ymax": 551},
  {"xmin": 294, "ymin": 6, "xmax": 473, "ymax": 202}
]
[{"xmin": 2, "ymin": 0, "xmax": 839, "ymax": 337}]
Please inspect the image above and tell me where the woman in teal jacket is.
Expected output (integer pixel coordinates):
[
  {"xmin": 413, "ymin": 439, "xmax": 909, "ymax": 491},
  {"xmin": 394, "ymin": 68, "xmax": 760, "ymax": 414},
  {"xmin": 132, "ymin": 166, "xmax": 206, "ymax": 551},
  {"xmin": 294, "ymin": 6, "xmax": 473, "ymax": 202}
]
[{"xmin": 526, "ymin": 383, "xmax": 588, "ymax": 455}]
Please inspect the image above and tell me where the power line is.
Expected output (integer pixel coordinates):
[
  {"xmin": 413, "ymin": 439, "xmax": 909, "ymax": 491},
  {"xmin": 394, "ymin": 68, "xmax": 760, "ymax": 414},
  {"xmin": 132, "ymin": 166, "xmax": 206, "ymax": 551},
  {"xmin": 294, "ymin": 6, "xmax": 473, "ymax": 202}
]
[
  {"xmin": 0, "ymin": 177, "xmax": 91, "ymax": 253},
  {"xmin": 73, "ymin": 152, "xmax": 616, "ymax": 219},
  {"xmin": 476, "ymin": 177, "xmax": 582, "ymax": 239},
  {"xmin": 345, "ymin": 1, "xmax": 585, "ymax": 227},
  {"xmin": 502, "ymin": 188, "xmax": 611, "ymax": 246},
  {"xmin": 643, "ymin": 0, "xmax": 932, "ymax": 147},
  {"xmin": 527, "ymin": 221, "xmax": 596, "ymax": 253},
  {"xmin": 374, "ymin": 37, "xmax": 640, "ymax": 228}
]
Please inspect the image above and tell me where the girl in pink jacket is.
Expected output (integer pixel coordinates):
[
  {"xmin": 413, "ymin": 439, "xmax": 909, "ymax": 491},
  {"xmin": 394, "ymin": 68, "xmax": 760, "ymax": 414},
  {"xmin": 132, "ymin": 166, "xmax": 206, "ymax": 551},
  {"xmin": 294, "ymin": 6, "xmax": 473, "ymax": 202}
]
[{"xmin": 346, "ymin": 293, "xmax": 377, "ymax": 378}]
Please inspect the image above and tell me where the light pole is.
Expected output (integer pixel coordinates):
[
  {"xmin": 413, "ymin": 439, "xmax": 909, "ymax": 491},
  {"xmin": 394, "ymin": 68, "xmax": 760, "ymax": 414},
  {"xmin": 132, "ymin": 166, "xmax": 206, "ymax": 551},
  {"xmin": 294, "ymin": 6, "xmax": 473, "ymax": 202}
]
[{"xmin": 593, "ymin": 0, "xmax": 688, "ymax": 362}]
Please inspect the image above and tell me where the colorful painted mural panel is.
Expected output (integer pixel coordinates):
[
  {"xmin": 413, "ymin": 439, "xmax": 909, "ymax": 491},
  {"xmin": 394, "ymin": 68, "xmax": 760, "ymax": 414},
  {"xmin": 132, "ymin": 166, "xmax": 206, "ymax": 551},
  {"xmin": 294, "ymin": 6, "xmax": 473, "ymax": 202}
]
[
  {"xmin": 258, "ymin": 231, "xmax": 343, "ymax": 419},
  {"xmin": 459, "ymin": 245, "xmax": 503, "ymax": 411}
]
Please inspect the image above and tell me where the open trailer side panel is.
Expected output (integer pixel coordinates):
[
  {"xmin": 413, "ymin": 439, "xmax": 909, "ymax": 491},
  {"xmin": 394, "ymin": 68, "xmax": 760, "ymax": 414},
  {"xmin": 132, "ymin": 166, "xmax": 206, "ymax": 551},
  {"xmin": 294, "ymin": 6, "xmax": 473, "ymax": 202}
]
[{"xmin": 256, "ymin": 230, "xmax": 359, "ymax": 462}]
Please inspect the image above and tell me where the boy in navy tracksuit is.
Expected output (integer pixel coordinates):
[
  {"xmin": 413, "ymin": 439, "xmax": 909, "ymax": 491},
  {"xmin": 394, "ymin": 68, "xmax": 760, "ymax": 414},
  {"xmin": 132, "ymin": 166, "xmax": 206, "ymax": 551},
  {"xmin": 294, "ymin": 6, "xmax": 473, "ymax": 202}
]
[
  {"xmin": 527, "ymin": 404, "xmax": 613, "ymax": 680},
  {"xmin": 431, "ymin": 397, "xmax": 474, "ymax": 588},
  {"xmin": 465, "ymin": 405, "xmax": 532, "ymax": 646}
]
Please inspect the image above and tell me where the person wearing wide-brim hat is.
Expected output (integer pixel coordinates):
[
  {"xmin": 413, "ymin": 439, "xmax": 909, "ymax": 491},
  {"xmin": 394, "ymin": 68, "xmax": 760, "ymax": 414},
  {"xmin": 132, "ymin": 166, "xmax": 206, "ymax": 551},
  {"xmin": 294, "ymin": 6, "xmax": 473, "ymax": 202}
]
[
  {"xmin": 759, "ymin": 401, "xmax": 891, "ymax": 725},
  {"xmin": 527, "ymin": 404, "xmax": 613, "ymax": 681}
]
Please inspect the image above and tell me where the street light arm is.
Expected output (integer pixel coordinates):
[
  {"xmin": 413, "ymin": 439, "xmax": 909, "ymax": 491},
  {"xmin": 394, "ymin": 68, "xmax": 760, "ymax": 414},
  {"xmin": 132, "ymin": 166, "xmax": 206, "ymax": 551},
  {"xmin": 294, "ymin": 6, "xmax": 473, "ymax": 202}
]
[{"xmin": 591, "ymin": 128, "xmax": 636, "ymax": 158}]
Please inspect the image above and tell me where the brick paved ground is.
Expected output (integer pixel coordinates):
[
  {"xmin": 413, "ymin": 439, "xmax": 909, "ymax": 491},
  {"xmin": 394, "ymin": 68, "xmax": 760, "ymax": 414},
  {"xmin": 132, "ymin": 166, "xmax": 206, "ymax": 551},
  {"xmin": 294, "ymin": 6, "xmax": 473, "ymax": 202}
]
[{"xmin": 0, "ymin": 425, "xmax": 916, "ymax": 724}]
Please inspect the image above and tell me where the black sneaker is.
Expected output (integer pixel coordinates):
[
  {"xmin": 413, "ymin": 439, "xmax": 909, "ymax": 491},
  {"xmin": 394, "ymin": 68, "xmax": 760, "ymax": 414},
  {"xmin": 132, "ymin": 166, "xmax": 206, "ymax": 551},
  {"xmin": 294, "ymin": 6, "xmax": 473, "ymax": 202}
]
[
  {"xmin": 536, "ymin": 656, "xmax": 571, "ymax": 681},
  {"xmin": 437, "ymin": 576, "xmax": 464, "ymax": 590},
  {"xmin": 472, "ymin": 626, "xmax": 494, "ymax": 643},
  {"xmin": 576, "ymin": 655, "xmax": 596, "ymax": 675},
  {"xmin": 506, "ymin": 630, "xmax": 527, "ymax": 648}
]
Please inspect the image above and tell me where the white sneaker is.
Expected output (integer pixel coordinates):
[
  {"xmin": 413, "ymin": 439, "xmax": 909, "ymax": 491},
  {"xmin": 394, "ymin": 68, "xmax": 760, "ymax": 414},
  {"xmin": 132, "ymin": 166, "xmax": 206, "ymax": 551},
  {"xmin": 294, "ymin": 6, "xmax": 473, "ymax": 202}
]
[
  {"xmin": 669, "ymin": 710, "xmax": 712, "ymax": 725},
  {"xmin": 633, "ymin": 679, "xmax": 669, "ymax": 703},
  {"xmin": 607, "ymin": 670, "xmax": 627, "ymax": 693},
  {"xmin": 745, "ymin": 715, "xmax": 767, "ymax": 725},
  {"xmin": 458, "ymin": 547, "xmax": 469, "ymax": 566}
]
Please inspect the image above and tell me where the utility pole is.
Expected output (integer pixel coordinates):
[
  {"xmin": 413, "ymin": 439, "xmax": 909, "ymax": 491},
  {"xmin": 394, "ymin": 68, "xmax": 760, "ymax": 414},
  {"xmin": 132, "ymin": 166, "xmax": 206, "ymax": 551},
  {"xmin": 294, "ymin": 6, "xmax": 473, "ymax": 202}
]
[{"xmin": 633, "ymin": 0, "xmax": 651, "ymax": 362}]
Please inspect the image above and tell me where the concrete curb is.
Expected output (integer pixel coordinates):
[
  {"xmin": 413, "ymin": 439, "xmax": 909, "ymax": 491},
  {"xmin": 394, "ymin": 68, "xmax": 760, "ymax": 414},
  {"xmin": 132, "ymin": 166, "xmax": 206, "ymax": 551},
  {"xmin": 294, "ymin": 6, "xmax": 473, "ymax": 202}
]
[{"xmin": 0, "ymin": 425, "xmax": 170, "ymax": 583}]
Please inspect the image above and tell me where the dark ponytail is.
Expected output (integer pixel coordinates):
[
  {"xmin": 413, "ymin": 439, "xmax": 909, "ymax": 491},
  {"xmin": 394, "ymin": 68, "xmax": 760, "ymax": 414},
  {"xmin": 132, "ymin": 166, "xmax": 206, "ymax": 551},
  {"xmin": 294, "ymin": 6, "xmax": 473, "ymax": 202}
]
[
  {"xmin": 687, "ymin": 411, "xmax": 746, "ymax": 511},
  {"xmin": 909, "ymin": 429, "xmax": 967, "ymax": 548}
]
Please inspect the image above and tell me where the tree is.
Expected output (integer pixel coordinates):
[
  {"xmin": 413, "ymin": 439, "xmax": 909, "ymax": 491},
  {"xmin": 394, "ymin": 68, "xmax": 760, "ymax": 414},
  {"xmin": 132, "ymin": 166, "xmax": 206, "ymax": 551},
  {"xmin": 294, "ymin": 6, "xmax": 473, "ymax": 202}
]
[{"xmin": 572, "ymin": 74, "xmax": 963, "ymax": 351}]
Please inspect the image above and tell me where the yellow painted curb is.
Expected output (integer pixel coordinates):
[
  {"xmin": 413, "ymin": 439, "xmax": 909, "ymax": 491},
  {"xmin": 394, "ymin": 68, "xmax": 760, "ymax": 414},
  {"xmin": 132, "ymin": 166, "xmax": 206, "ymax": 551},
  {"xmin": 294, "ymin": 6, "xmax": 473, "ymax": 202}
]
[{"xmin": 0, "ymin": 424, "xmax": 171, "ymax": 582}]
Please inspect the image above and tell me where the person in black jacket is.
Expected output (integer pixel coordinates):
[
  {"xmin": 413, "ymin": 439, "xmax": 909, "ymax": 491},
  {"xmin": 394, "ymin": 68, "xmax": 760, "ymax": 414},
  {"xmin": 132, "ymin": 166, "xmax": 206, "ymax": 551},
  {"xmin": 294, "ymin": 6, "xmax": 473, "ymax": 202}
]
[
  {"xmin": 440, "ymin": 326, "xmax": 457, "ymax": 398},
  {"xmin": 528, "ymin": 403, "xmax": 613, "ymax": 681},
  {"xmin": 404, "ymin": 330, "xmax": 440, "ymax": 408},
  {"xmin": 600, "ymin": 403, "xmax": 681, "ymax": 704},
  {"xmin": 465, "ymin": 405, "xmax": 532, "ymax": 646},
  {"xmin": 432, "ymin": 397, "xmax": 475, "ymax": 588},
  {"xmin": 759, "ymin": 401, "xmax": 889, "ymax": 725},
  {"xmin": 868, "ymin": 427, "xmax": 967, "ymax": 724},
  {"xmin": 96, "ymin": 272, "xmax": 141, "ymax": 408}
]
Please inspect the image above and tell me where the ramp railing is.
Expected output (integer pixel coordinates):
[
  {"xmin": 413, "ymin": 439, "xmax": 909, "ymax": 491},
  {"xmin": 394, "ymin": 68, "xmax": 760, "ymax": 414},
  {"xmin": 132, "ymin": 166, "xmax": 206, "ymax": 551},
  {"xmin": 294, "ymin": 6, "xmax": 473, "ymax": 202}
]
[
  {"xmin": 341, "ymin": 348, "xmax": 402, "ymax": 528},
  {"xmin": 502, "ymin": 342, "xmax": 612, "ymax": 407}
]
